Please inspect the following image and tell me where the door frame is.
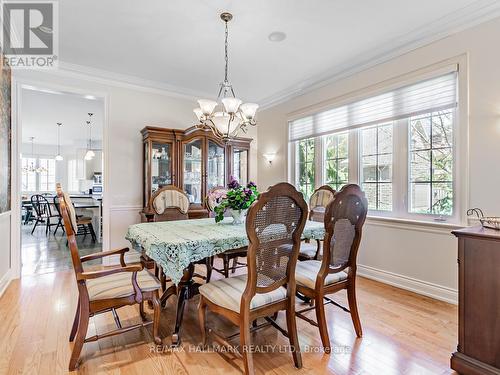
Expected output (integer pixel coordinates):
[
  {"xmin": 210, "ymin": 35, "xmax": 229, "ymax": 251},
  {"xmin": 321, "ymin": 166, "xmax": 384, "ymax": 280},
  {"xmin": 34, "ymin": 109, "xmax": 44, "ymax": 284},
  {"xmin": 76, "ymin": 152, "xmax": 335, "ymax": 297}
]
[{"xmin": 10, "ymin": 77, "xmax": 110, "ymax": 279}]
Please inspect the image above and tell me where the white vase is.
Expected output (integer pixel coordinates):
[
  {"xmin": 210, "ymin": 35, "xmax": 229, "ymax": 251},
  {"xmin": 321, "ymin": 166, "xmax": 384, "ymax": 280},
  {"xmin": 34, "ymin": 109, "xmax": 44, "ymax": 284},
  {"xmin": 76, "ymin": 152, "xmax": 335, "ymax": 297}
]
[{"xmin": 229, "ymin": 208, "xmax": 247, "ymax": 225}]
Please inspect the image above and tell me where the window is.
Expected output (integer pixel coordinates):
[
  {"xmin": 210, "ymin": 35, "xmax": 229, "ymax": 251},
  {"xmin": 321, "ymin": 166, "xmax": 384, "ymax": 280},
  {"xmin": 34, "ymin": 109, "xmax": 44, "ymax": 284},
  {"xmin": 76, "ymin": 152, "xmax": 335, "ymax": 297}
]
[
  {"xmin": 21, "ymin": 158, "xmax": 37, "ymax": 192},
  {"xmin": 68, "ymin": 159, "xmax": 79, "ymax": 192},
  {"xmin": 288, "ymin": 68, "xmax": 460, "ymax": 223},
  {"xmin": 39, "ymin": 158, "xmax": 56, "ymax": 192},
  {"xmin": 324, "ymin": 132, "xmax": 349, "ymax": 191},
  {"xmin": 360, "ymin": 124, "xmax": 393, "ymax": 211},
  {"xmin": 21, "ymin": 157, "xmax": 56, "ymax": 192},
  {"xmin": 295, "ymin": 138, "xmax": 315, "ymax": 199},
  {"xmin": 409, "ymin": 111, "xmax": 453, "ymax": 216}
]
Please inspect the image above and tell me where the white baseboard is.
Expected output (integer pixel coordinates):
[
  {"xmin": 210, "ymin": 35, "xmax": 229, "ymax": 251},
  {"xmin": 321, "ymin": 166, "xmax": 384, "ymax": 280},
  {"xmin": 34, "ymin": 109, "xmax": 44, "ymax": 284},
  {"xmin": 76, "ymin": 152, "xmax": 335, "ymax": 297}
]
[
  {"xmin": 357, "ymin": 264, "xmax": 458, "ymax": 305},
  {"xmin": 0, "ymin": 269, "xmax": 13, "ymax": 299}
]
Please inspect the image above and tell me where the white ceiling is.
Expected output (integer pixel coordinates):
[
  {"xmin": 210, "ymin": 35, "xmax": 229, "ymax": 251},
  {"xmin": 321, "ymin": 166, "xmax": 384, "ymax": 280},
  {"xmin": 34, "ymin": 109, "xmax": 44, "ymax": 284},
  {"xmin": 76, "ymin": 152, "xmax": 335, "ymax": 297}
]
[
  {"xmin": 21, "ymin": 87, "xmax": 103, "ymax": 146},
  {"xmin": 58, "ymin": 0, "xmax": 500, "ymax": 106}
]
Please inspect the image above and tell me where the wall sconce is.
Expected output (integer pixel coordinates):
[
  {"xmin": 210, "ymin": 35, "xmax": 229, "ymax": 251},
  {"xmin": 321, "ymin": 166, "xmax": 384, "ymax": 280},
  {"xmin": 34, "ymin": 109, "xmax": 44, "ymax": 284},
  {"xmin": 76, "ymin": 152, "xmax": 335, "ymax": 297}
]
[{"xmin": 263, "ymin": 153, "xmax": 276, "ymax": 164}]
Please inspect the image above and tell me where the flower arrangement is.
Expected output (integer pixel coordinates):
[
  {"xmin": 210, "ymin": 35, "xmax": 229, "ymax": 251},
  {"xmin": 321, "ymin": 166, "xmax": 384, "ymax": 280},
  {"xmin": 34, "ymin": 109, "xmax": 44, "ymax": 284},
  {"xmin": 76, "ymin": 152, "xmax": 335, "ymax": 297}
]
[{"xmin": 213, "ymin": 177, "xmax": 259, "ymax": 223}]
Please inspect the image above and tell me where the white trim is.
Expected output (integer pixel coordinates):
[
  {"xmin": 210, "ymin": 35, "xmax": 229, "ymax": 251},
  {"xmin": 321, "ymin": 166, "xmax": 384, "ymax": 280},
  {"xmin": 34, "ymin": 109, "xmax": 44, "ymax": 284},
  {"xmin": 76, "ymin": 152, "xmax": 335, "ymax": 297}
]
[
  {"xmin": 357, "ymin": 264, "xmax": 458, "ymax": 304},
  {"xmin": 56, "ymin": 62, "xmax": 205, "ymax": 101},
  {"xmin": 109, "ymin": 205, "xmax": 143, "ymax": 212},
  {"xmin": 259, "ymin": 0, "xmax": 500, "ymax": 109},
  {"xmin": 366, "ymin": 216, "xmax": 459, "ymax": 235},
  {"xmin": 0, "ymin": 269, "xmax": 13, "ymax": 299},
  {"xmin": 10, "ymin": 78, "xmax": 110, "ymax": 275}
]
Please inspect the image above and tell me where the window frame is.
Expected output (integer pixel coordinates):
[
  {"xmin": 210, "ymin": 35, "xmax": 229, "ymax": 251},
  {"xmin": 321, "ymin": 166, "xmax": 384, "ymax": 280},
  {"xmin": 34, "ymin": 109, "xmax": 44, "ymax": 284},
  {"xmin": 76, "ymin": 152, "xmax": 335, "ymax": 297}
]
[{"xmin": 288, "ymin": 110, "xmax": 461, "ymax": 225}]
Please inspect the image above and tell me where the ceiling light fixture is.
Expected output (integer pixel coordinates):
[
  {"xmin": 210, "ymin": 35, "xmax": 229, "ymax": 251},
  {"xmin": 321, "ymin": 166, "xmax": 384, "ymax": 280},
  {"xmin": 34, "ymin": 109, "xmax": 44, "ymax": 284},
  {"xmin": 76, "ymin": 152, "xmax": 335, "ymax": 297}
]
[
  {"xmin": 84, "ymin": 113, "xmax": 95, "ymax": 161},
  {"xmin": 22, "ymin": 137, "xmax": 47, "ymax": 173},
  {"xmin": 55, "ymin": 122, "xmax": 63, "ymax": 161},
  {"xmin": 193, "ymin": 12, "xmax": 259, "ymax": 142}
]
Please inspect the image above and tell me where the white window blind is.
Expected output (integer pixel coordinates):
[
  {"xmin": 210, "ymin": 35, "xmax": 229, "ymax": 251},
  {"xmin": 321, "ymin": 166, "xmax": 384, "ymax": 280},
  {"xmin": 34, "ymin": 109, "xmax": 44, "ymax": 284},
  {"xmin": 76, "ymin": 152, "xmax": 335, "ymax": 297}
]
[{"xmin": 289, "ymin": 70, "xmax": 458, "ymax": 142}]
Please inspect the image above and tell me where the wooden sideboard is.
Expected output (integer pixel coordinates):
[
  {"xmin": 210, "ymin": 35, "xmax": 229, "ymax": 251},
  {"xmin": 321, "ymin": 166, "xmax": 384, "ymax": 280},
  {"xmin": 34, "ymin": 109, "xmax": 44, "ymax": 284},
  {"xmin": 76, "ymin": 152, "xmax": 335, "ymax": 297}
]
[
  {"xmin": 451, "ymin": 226, "xmax": 500, "ymax": 375},
  {"xmin": 141, "ymin": 125, "xmax": 252, "ymax": 219}
]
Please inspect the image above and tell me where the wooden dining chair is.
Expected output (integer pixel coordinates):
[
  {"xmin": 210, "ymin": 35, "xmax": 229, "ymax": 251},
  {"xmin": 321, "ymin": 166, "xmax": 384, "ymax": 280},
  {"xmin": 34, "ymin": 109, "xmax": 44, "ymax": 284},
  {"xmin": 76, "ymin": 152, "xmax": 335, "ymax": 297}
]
[
  {"xmin": 30, "ymin": 194, "xmax": 61, "ymax": 235},
  {"xmin": 299, "ymin": 185, "xmax": 336, "ymax": 261},
  {"xmin": 55, "ymin": 194, "xmax": 97, "ymax": 242},
  {"xmin": 56, "ymin": 184, "xmax": 162, "ymax": 371},
  {"xmin": 295, "ymin": 184, "xmax": 368, "ymax": 353},
  {"xmin": 206, "ymin": 186, "xmax": 248, "ymax": 277},
  {"xmin": 198, "ymin": 182, "xmax": 308, "ymax": 375},
  {"xmin": 144, "ymin": 185, "xmax": 190, "ymax": 222}
]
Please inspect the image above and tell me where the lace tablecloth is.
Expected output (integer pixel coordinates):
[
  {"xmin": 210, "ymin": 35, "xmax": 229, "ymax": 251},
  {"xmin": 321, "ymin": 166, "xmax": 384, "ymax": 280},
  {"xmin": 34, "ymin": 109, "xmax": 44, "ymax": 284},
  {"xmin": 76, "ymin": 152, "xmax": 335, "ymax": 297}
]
[{"xmin": 125, "ymin": 218, "xmax": 325, "ymax": 285}]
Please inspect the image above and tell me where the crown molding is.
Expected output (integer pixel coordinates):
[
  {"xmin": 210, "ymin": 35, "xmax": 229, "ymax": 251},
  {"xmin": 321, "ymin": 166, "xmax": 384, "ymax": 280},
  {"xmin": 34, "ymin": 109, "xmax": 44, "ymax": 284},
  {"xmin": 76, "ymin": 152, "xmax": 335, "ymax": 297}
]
[
  {"xmin": 56, "ymin": 61, "xmax": 212, "ymax": 101},
  {"xmin": 258, "ymin": 0, "xmax": 500, "ymax": 110}
]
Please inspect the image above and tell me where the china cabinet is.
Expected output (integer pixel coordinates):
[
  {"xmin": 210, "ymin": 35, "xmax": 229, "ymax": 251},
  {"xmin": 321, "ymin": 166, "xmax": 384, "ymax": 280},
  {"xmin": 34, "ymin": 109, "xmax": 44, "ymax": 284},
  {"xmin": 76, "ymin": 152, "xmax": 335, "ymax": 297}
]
[{"xmin": 142, "ymin": 126, "xmax": 251, "ymax": 218}]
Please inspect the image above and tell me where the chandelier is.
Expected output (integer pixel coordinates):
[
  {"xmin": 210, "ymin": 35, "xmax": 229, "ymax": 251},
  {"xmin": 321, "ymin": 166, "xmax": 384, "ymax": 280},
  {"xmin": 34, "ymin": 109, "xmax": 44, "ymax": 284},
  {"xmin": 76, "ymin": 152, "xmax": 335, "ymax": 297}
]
[
  {"xmin": 193, "ymin": 12, "xmax": 258, "ymax": 141},
  {"xmin": 22, "ymin": 137, "xmax": 47, "ymax": 174}
]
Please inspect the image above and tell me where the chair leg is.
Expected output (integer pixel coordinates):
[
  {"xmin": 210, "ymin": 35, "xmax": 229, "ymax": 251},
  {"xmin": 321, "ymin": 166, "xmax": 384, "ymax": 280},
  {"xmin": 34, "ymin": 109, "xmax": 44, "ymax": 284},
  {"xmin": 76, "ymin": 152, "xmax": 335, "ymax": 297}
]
[
  {"xmin": 223, "ymin": 256, "xmax": 230, "ymax": 278},
  {"xmin": 239, "ymin": 315, "xmax": 255, "ymax": 375},
  {"xmin": 152, "ymin": 290, "xmax": 162, "ymax": 345},
  {"xmin": 69, "ymin": 300, "xmax": 80, "ymax": 342},
  {"xmin": 112, "ymin": 308, "xmax": 123, "ymax": 328},
  {"xmin": 315, "ymin": 291, "xmax": 331, "ymax": 353},
  {"xmin": 159, "ymin": 267, "xmax": 167, "ymax": 291},
  {"xmin": 88, "ymin": 224, "xmax": 97, "ymax": 242},
  {"xmin": 231, "ymin": 257, "xmax": 238, "ymax": 273},
  {"xmin": 205, "ymin": 257, "xmax": 212, "ymax": 283},
  {"xmin": 31, "ymin": 218, "xmax": 39, "ymax": 234},
  {"xmin": 198, "ymin": 296, "xmax": 207, "ymax": 346},
  {"xmin": 139, "ymin": 302, "xmax": 147, "ymax": 322},
  {"xmin": 347, "ymin": 281, "xmax": 363, "ymax": 337},
  {"xmin": 286, "ymin": 302, "xmax": 303, "ymax": 369},
  {"xmin": 69, "ymin": 302, "xmax": 89, "ymax": 371}
]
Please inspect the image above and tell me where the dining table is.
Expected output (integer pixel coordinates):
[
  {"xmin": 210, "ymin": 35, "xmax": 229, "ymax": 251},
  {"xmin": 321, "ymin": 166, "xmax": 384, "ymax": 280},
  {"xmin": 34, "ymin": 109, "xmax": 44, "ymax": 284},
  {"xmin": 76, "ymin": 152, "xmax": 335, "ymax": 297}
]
[{"xmin": 125, "ymin": 217, "xmax": 325, "ymax": 346}]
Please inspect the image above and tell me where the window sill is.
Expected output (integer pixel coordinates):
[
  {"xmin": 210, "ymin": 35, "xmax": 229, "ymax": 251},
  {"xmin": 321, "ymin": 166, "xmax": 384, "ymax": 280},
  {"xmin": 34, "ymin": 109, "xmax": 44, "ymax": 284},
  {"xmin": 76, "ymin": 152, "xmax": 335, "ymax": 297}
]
[{"xmin": 366, "ymin": 215, "xmax": 464, "ymax": 234}]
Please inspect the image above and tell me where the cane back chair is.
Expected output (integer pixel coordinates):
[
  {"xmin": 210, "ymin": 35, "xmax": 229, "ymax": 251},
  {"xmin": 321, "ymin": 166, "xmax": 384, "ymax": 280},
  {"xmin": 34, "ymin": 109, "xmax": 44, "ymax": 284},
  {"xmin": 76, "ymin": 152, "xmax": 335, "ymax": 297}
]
[
  {"xmin": 198, "ymin": 182, "xmax": 308, "ymax": 375},
  {"xmin": 56, "ymin": 184, "xmax": 162, "ymax": 371},
  {"xmin": 299, "ymin": 185, "xmax": 336, "ymax": 261},
  {"xmin": 295, "ymin": 184, "xmax": 368, "ymax": 353}
]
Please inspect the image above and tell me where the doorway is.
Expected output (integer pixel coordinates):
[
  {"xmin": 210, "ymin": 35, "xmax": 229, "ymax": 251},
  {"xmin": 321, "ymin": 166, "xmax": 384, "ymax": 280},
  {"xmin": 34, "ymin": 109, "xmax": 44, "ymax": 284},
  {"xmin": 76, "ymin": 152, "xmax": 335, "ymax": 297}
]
[{"xmin": 18, "ymin": 85, "xmax": 105, "ymax": 275}]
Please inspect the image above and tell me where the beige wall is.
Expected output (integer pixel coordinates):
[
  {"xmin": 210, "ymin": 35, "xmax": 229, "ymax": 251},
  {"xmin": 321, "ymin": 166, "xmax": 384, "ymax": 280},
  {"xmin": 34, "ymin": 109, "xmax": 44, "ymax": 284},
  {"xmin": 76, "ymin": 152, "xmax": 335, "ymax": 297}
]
[{"xmin": 257, "ymin": 17, "xmax": 500, "ymax": 303}]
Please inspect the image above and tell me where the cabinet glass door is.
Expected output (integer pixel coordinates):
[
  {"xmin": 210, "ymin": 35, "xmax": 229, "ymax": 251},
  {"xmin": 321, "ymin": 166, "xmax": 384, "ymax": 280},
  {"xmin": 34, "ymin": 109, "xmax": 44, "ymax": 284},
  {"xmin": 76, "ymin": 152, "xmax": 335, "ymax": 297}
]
[
  {"xmin": 207, "ymin": 140, "xmax": 225, "ymax": 190},
  {"xmin": 183, "ymin": 139, "xmax": 203, "ymax": 204},
  {"xmin": 151, "ymin": 142, "xmax": 172, "ymax": 194},
  {"xmin": 233, "ymin": 148, "xmax": 248, "ymax": 185}
]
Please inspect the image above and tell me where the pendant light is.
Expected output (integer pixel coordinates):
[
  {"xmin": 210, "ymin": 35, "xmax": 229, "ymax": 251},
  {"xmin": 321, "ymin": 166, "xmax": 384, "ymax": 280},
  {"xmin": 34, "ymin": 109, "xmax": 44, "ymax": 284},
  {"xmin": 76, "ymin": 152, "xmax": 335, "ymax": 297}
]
[
  {"xmin": 84, "ymin": 112, "xmax": 95, "ymax": 160},
  {"xmin": 55, "ymin": 122, "xmax": 63, "ymax": 161}
]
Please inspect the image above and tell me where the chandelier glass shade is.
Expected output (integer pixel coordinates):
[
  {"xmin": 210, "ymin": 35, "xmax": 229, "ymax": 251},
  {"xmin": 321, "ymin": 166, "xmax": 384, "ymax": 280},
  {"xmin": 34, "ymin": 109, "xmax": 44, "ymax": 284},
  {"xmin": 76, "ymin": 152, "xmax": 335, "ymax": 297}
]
[{"xmin": 193, "ymin": 12, "xmax": 258, "ymax": 141}]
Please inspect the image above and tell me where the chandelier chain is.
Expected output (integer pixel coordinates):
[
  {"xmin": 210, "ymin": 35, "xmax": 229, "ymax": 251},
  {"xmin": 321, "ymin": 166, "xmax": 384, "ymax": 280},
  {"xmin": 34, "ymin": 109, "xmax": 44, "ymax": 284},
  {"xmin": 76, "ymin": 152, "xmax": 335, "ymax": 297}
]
[{"xmin": 224, "ymin": 20, "xmax": 229, "ymax": 84}]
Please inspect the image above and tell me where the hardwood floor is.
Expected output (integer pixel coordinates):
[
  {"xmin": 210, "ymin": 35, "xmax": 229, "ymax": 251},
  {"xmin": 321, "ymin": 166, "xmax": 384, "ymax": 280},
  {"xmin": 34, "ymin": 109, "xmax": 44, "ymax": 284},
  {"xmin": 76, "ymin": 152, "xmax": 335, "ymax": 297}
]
[
  {"xmin": 21, "ymin": 224, "xmax": 102, "ymax": 276},
  {"xmin": 0, "ymin": 268, "xmax": 458, "ymax": 374}
]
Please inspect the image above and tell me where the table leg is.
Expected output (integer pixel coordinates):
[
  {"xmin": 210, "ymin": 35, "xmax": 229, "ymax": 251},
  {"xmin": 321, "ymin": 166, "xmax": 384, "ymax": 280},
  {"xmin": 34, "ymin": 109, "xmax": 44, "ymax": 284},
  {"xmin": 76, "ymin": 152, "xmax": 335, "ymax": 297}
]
[{"xmin": 171, "ymin": 263, "xmax": 195, "ymax": 346}]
